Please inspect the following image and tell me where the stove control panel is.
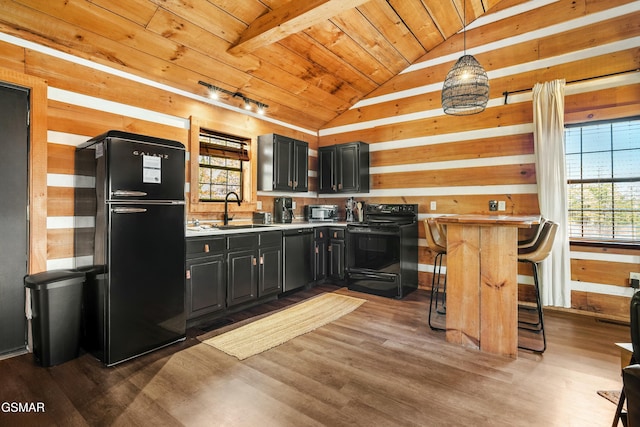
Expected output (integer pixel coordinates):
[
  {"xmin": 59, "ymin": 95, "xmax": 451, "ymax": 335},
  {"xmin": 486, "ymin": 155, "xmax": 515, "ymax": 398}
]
[{"xmin": 366, "ymin": 203, "xmax": 417, "ymax": 215}]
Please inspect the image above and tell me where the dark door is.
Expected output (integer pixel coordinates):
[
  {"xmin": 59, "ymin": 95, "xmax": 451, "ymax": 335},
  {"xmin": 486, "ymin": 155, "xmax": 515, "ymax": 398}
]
[
  {"xmin": 329, "ymin": 239, "xmax": 345, "ymax": 280},
  {"xmin": 107, "ymin": 203, "xmax": 186, "ymax": 365},
  {"xmin": 106, "ymin": 137, "xmax": 185, "ymax": 202},
  {"xmin": 186, "ymin": 254, "xmax": 225, "ymax": 319},
  {"xmin": 293, "ymin": 140, "xmax": 308, "ymax": 192},
  {"xmin": 273, "ymin": 135, "xmax": 293, "ymax": 191},
  {"xmin": 318, "ymin": 147, "xmax": 336, "ymax": 193},
  {"xmin": 338, "ymin": 143, "xmax": 360, "ymax": 192},
  {"xmin": 0, "ymin": 84, "xmax": 29, "ymax": 355},
  {"xmin": 258, "ymin": 246, "xmax": 282, "ymax": 297},
  {"xmin": 227, "ymin": 249, "xmax": 258, "ymax": 306}
]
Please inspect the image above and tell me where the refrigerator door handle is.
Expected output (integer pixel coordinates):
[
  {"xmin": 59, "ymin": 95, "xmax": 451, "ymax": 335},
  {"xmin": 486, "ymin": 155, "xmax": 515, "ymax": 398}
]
[
  {"xmin": 112, "ymin": 190, "xmax": 148, "ymax": 197},
  {"xmin": 112, "ymin": 207, "xmax": 148, "ymax": 214}
]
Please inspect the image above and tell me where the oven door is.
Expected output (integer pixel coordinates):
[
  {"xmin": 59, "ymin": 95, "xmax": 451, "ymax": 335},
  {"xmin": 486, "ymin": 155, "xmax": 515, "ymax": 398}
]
[{"xmin": 346, "ymin": 226, "xmax": 402, "ymax": 298}]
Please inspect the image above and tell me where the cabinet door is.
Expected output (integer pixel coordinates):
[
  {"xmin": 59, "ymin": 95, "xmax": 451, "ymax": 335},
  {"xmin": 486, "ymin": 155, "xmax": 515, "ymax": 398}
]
[
  {"xmin": 186, "ymin": 255, "xmax": 225, "ymax": 319},
  {"xmin": 227, "ymin": 249, "xmax": 258, "ymax": 306},
  {"xmin": 259, "ymin": 246, "xmax": 282, "ymax": 296},
  {"xmin": 314, "ymin": 239, "xmax": 327, "ymax": 281},
  {"xmin": 273, "ymin": 135, "xmax": 293, "ymax": 191},
  {"xmin": 337, "ymin": 143, "xmax": 360, "ymax": 192},
  {"xmin": 293, "ymin": 140, "xmax": 308, "ymax": 192},
  {"xmin": 318, "ymin": 147, "xmax": 336, "ymax": 193},
  {"xmin": 329, "ymin": 239, "xmax": 345, "ymax": 280}
]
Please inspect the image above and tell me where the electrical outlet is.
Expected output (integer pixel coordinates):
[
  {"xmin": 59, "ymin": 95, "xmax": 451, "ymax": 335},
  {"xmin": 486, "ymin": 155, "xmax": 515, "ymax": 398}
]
[
  {"xmin": 630, "ymin": 272, "xmax": 640, "ymax": 288},
  {"xmin": 489, "ymin": 200, "xmax": 498, "ymax": 211},
  {"xmin": 256, "ymin": 200, "xmax": 262, "ymax": 210},
  {"xmin": 498, "ymin": 201, "xmax": 506, "ymax": 211},
  {"xmin": 292, "ymin": 200, "xmax": 296, "ymax": 209},
  {"xmin": 430, "ymin": 201, "xmax": 437, "ymax": 211}
]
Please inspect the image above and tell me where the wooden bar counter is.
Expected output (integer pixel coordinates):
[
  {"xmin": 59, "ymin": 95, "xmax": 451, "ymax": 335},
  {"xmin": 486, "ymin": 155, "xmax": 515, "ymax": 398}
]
[{"xmin": 435, "ymin": 215, "xmax": 540, "ymax": 358}]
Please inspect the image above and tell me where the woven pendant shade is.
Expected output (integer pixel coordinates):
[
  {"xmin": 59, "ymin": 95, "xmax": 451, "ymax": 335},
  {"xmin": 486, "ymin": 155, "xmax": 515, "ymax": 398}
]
[{"xmin": 441, "ymin": 54, "xmax": 489, "ymax": 115}]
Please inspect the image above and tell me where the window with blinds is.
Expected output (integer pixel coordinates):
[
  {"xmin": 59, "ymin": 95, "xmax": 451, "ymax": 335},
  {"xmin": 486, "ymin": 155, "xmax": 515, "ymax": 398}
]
[
  {"xmin": 565, "ymin": 117, "xmax": 640, "ymax": 242},
  {"xmin": 198, "ymin": 129, "xmax": 249, "ymax": 202}
]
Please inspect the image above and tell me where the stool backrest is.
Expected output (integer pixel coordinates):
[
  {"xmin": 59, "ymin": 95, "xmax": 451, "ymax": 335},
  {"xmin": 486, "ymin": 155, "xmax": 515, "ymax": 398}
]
[
  {"xmin": 424, "ymin": 219, "xmax": 446, "ymax": 253},
  {"xmin": 519, "ymin": 217, "xmax": 547, "ymax": 249},
  {"xmin": 518, "ymin": 220, "xmax": 558, "ymax": 263},
  {"xmin": 631, "ymin": 291, "xmax": 640, "ymax": 359}
]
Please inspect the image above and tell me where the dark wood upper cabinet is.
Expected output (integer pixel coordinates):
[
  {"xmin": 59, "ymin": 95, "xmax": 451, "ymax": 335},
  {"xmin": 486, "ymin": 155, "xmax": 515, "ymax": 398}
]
[
  {"xmin": 258, "ymin": 133, "xmax": 308, "ymax": 192},
  {"xmin": 318, "ymin": 142, "xmax": 369, "ymax": 194}
]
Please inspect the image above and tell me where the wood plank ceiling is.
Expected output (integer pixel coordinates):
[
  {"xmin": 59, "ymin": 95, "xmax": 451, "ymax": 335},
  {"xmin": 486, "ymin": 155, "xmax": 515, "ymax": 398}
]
[{"xmin": 0, "ymin": 0, "xmax": 505, "ymax": 131}]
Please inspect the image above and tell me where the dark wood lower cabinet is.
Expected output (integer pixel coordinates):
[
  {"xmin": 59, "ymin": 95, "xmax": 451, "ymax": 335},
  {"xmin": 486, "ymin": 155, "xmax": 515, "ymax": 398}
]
[
  {"xmin": 258, "ymin": 245, "xmax": 282, "ymax": 296},
  {"xmin": 328, "ymin": 227, "xmax": 345, "ymax": 281},
  {"xmin": 186, "ymin": 227, "xmax": 343, "ymax": 324},
  {"xmin": 186, "ymin": 230, "xmax": 283, "ymax": 323},
  {"xmin": 313, "ymin": 227, "xmax": 328, "ymax": 282},
  {"xmin": 226, "ymin": 248, "xmax": 258, "ymax": 307},
  {"xmin": 186, "ymin": 255, "xmax": 225, "ymax": 319},
  {"xmin": 185, "ymin": 237, "xmax": 226, "ymax": 320}
]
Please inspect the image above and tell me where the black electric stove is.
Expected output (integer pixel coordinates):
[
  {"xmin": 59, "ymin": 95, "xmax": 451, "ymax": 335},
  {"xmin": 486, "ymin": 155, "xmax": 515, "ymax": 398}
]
[{"xmin": 345, "ymin": 203, "xmax": 418, "ymax": 299}]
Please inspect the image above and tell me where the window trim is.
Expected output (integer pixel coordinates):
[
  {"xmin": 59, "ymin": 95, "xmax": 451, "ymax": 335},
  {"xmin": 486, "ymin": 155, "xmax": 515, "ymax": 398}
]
[{"xmin": 188, "ymin": 115, "xmax": 256, "ymax": 215}]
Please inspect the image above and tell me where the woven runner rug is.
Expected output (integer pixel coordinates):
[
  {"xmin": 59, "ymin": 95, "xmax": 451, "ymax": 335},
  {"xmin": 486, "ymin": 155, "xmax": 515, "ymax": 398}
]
[{"xmin": 202, "ymin": 293, "xmax": 366, "ymax": 360}]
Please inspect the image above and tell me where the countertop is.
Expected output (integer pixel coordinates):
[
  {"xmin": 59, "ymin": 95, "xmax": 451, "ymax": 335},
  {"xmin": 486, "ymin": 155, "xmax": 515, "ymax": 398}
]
[
  {"xmin": 185, "ymin": 221, "xmax": 349, "ymax": 237},
  {"xmin": 435, "ymin": 214, "xmax": 540, "ymax": 227}
]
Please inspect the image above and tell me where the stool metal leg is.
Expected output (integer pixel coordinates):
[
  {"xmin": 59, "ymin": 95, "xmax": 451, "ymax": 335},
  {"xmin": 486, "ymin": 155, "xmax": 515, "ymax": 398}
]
[
  {"xmin": 428, "ymin": 251, "xmax": 446, "ymax": 331},
  {"xmin": 518, "ymin": 261, "xmax": 546, "ymax": 352}
]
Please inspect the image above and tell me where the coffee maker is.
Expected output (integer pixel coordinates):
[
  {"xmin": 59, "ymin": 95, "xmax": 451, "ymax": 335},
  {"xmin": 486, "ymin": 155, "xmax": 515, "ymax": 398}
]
[{"xmin": 274, "ymin": 197, "xmax": 293, "ymax": 223}]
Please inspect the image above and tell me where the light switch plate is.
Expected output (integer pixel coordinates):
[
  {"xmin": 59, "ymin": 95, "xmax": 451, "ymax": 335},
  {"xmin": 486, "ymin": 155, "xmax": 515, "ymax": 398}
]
[
  {"xmin": 292, "ymin": 200, "xmax": 297, "ymax": 209},
  {"xmin": 256, "ymin": 200, "xmax": 262, "ymax": 210},
  {"xmin": 498, "ymin": 201, "xmax": 506, "ymax": 211},
  {"xmin": 430, "ymin": 201, "xmax": 437, "ymax": 211}
]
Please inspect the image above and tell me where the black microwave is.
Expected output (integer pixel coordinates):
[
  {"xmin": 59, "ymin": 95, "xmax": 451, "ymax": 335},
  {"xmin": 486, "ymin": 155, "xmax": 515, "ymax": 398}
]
[{"xmin": 304, "ymin": 205, "xmax": 339, "ymax": 222}]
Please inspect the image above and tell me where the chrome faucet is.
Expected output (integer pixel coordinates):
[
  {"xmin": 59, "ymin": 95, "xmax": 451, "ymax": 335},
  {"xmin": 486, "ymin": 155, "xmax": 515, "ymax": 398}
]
[{"xmin": 224, "ymin": 191, "xmax": 241, "ymax": 225}]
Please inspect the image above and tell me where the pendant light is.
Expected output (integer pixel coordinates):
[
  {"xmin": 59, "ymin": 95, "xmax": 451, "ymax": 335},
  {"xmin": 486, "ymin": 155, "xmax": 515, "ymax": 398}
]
[{"xmin": 441, "ymin": 1, "xmax": 489, "ymax": 115}]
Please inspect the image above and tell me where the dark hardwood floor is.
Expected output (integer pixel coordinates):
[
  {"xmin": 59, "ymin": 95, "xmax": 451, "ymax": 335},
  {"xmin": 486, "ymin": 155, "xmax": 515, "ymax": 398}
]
[{"xmin": 0, "ymin": 285, "xmax": 631, "ymax": 426}]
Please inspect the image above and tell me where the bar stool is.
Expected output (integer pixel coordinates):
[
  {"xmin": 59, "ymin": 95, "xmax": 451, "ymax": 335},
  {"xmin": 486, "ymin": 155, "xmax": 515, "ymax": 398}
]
[
  {"xmin": 518, "ymin": 217, "xmax": 547, "ymax": 249},
  {"xmin": 424, "ymin": 218, "xmax": 447, "ymax": 331},
  {"xmin": 517, "ymin": 220, "xmax": 557, "ymax": 353}
]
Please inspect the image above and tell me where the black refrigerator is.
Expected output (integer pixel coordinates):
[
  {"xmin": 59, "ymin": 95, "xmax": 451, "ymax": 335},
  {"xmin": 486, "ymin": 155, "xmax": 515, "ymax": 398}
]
[{"xmin": 75, "ymin": 130, "xmax": 186, "ymax": 366}]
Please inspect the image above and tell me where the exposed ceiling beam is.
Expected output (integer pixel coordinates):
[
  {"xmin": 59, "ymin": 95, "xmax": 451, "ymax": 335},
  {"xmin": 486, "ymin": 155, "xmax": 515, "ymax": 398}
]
[{"xmin": 227, "ymin": 0, "xmax": 370, "ymax": 56}]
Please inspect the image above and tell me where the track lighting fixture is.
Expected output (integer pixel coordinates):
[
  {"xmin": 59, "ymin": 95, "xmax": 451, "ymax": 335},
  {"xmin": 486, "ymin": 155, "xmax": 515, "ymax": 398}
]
[{"xmin": 198, "ymin": 81, "xmax": 268, "ymax": 114}]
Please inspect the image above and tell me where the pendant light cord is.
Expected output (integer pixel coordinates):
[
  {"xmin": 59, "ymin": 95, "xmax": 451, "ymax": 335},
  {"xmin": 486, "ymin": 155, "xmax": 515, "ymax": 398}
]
[{"xmin": 463, "ymin": 0, "xmax": 466, "ymax": 54}]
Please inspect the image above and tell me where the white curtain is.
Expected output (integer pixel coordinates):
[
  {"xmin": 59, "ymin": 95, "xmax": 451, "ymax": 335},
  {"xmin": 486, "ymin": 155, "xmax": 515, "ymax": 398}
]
[{"xmin": 532, "ymin": 79, "xmax": 572, "ymax": 307}]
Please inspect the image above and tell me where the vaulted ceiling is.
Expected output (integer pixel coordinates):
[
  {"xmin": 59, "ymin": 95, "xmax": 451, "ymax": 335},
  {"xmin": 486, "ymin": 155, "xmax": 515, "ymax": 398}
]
[{"xmin": 0, "ymin": 0, "xmax": 508, "ymax": 131}]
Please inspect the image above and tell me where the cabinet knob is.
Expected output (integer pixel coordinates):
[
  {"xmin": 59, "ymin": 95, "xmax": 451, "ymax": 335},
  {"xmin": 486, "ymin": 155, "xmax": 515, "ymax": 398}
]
[
  {"xmin": 186, "ymin": 270, "xmax": 191, "ymax": 280},
  {"xmin": 333, "ymin": 232, "xmax": 338, "ymax": 238},
  {"xmin": 338, "ymin": 183, "xmax": 343, "ymax": 190},
  {"xmin": 289, "ymin": 180, "xmax": 293, "ymax": 187},
  {"xmin": 260, "ymin": 255, "xmax": 264, "ymax": 265},
  {"xmin": 204, "ymin": 244, "xmax": 210, "ymax": 253},
  {"xmin": 315, "ymin": 246, "xmax": 319, "ymax": 254},
  {"xmin": 328, "ymin": 245, "xmax": 332, "ymax": 252},
  {"xmin": 319, "ymin": 231, "xmax": 323, "ymax": 238},
  {"xmin": 253, "ymin": 257, "xmax": 257, "ymax": 266}
]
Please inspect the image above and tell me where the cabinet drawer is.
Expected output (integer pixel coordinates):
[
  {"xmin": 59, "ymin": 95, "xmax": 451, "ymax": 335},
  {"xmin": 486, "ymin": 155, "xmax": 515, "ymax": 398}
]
[
  {"xmin": 329, "ymin": 228, "xmax": 345, "ymax": 239},
  {"xmin": 314, "ymin": 228, "xmax": 328, "ymax": 240},
  {"xmin": 259, "ymin": 230, "xmax": 282, "ymax": 247},
  {"xmin": 227, "ymin": 233, "xmax": 259, "ymax": 250},
  {"xmin": 186, "ymin": 237, "xmax": 225, "ymax": 258}
]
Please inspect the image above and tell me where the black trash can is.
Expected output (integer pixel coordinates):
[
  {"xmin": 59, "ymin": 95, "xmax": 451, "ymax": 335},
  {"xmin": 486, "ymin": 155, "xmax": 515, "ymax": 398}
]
[
  {"xmin": 24, "ymin": 270, "xmax": 86, "ymax": 367},
  {"xmin": 74, "ymin": 265, "xmax": 106, "ymax": 355}
]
